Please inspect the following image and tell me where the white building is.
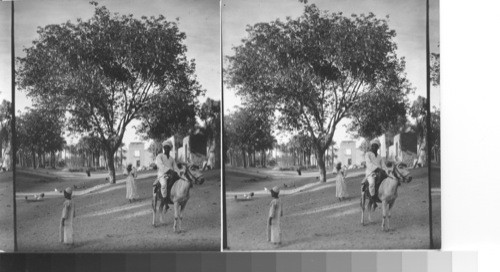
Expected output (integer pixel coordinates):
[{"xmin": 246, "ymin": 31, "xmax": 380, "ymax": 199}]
[
  {"xmin": 126, "ymin": 142, "xmax": 154, "ymax": 168},
  {"xmin": 338, "ymin": 140, "xmax": 365, "ymax": 167}
]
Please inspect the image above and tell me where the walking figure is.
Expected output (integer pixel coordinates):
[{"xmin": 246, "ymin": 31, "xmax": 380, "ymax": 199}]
[
  {"xmin": 125, "ymin": 163, "xmax": 139, "ymax": 203},
  {"xmin": 60, "ymin": 187, "xmax": 75, "ymax": 245},
  {"xmin": 267, "ymin": 186, "xmax": 283, "ymax": 246},
  {"xmin": 335, "ymin": 162, "xmax": 349, "ymax": 201}
]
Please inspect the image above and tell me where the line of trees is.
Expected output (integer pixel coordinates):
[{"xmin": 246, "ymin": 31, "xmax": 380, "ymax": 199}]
[
  {"xmin": 430, "ymin": 51, "xmax": 440, "ymax": 163},
  {"xmin": 0, "ymin": 100, "xmax": 12, "ymax": 170},
  {"xmin": 16, "ymin": 107, "xmax": 65, "ymax": 169},
  {"xmin": 0, "ymin": 99, "xmax": 12, "ymax": 163},
  {"xmin": 225, "ymin": 106, "xmax": 275, "ymax": 168},
  {"xmin": 224, "ymin": 105, "xmax": 339, "ymax": 169}
]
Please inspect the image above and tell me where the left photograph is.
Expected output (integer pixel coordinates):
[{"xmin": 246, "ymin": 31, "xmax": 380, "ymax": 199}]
[
  {"xmin": 14, "ymin": 0, "xmax": 221, "ymax": 251},
  {"xmin": 0, "ymin": 2, "xmax": 14, "ymax": 253}
]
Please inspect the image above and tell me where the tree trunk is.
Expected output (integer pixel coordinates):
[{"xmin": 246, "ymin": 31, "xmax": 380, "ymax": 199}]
[
  {"xmin": 106, "ymin": 148, "xmax": 116, "ymax": 184},
  {"xmin": 31, "ymin": 150, "xmax": 36, "ymax": 169},
  {"xmin": 317, "ymin": 149, "xmax": 327, "ymax": 182},
  {"xmin": 331, "ymin": 146, "xmax": 335, "ymax": 167},
  {"xmin": 261, "ymin": 150, "xmax": 266, "ymax": 167},
  {"xmin": 253, "ymin": 149, "xmax": 256, "ymax": 167},
  {"xmin": 242, "ymin": 149, "xmax": 247, "ymax": 168},
  {"xmin": 214, "ymin": 137, "xmax": 221, "ymax": 169},
  {"xmin": 119, "ymin": 148, "xmax": 122, "ymax": 169},
  {"xmin": 51, "ymin": 151, "xmax": 55, "ymax": 168}
]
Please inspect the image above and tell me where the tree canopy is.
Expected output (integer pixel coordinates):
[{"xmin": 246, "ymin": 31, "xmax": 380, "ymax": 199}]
[
  {"xmin": 226, "ymin": 4, "xmax": 411, "ymax": 181},
  {"xmin": 17, "ymin": 2, "xmax": 203, "ymax": 182},
  {"xmin": 410, "ymin": 95, "xmax": 427, "ymax": 146},
  {"xmin": 225, "ymin": 106, "xmax": 275, "ymax": 168},
  {"xmin": 347, "ymin": 87, "xmax": 409, "ymax": 140},
  {"xmin": 16, "ymin": 107, "xmax": 66, "ymax": 168}
]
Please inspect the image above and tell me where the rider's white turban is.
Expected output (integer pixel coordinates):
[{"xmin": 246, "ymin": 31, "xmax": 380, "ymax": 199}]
[
  {"xmin": 64, "ymin": 187, "xmax": 73, "ymax": 195},
  {"xmin": 162, "ymin": 140, "xmax": 173, "ymax": 148},
  {"xmin": 271, "ymin": 186, "xmax": 280, "ymax": 194},
  {"xmin": 370, "ymin": 139, "xmax": 381, "ymax": 147}
]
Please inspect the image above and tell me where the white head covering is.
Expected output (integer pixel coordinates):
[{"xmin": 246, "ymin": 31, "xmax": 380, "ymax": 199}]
[
  {"xmin": 64, "ymin": 187, "xmax": 73, "ymax": 195},
  {"xmin": 370, "ymin": 139, "xmax": 381, "ymax": 147},
  {"xmin": 271, "ymin": 186, "xmax": 280, "ymax": 194},
  {"xmin": 162, "ymin": 140, "xmax": 173, "ymax": 148}
]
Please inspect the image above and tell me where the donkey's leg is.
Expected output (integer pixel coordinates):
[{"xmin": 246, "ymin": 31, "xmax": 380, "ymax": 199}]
[
  {"xmin": 361, "ymin": 195, "xmax": 366, "ymax": 225},
  {"xmin": 368, "ymin": 200, "xmax": 374, "ymax": 223},
  {"xmin": 381, "ymin": 200, "xmax": 388, "ymax": 231},
  {"xmin": 387, "ymin": 201, "xmax": 394, "ymax": 231},
  {"xmin": 178, "ymin": 206, "xmax": 184, "ymax": 232},
  {"xmin": 173, "ymin": 202, "xmax": 180, "ymax": 233},
  {"xmin": 160, "ymin": 205, "xmax": 164, "ymax": 224},
  {"xmin": 152, "ymin": 197, "xmax": 157, "ymax": 227}
]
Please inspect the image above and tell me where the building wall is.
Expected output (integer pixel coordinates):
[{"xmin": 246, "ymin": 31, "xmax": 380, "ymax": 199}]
[
  {"xmin": 378, "ymin": 134, "xmax": 387, "ymax": 158},
  {"xmin": 339, "ymin": 141, "xmax": 364, "ymax": 167},
  {"xmin": 177, "ymin": 134, "xmax": 209, "ymax": 168},
  {"xmin": 388, "ymin": 145, "xmax": 396, "ymax": 162},
  {"xmin": 393, "ymin": 133, "xmax": 418, "ymax": 165},
  {"xmin": 127, "ymin": 142, "xmax": 154, "ymax": 168}
]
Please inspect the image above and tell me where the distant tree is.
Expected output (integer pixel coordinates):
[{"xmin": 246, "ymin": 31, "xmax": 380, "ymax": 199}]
[
  {"xmin": 17, "ymin": 2, "xmax": 203, "ymax": 183},
  {"xmin": 0, "ymin": 100, "xmax": 12, "ymax": 157},
  {"xmin": 148, "ymin": 141, "xmax": 163, "ymax": 159},
  {"xmin": 225, "ymin": 106, "xmax": 275, "ymax": 168},
  {"xmin": 347, "ymin": 87, "xmax": 409, "ymax": 140},
  {"xmin": 410, "ymin": 96, "xmax": 427, "ymax": 147},
  {"xmin": 226, "ymin": 4, "xmax": 411, "ymax": 181},
  {"xmin": 16, "ymin": 107, "xmax": 65, "ymax": 168},
  {"xmin": 430, "ymin": 107, "xmax": 440, "ymax": 163},
  {"xmin": 77, "ymin": 135, "xmax": 105, "ymax": 168},
  {"xmin": 430, "ymin": 49, "xmax": 440, "ymax": 163},
  {"xmin": 199, "ymin": 98, "xmax": 221, "ymax": 169},
  {"xmin": 136, "ymin": 88, "xmax": 201, "ymax": 143},
  {"xmin": 288, "ymin": 132, "xmax": 315, "ymax": 167}
]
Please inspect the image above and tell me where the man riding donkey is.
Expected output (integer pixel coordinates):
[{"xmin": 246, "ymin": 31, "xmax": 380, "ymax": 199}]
[
  {"xmin": 363, "ymin": 139, "xmax": 389, "ymax": 203},
  {"xmin": 153, "ymin": 139, "xmax": 181, "ymax": 210}
]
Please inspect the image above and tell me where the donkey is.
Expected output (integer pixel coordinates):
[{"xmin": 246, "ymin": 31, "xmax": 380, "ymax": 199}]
[
  {"xmin": 360, "ymin": 162, "xmax": 412, "ymax": 231},
  {"xmin": 152, "ymin": 165, "xmax": 205, "ymax": 232}
]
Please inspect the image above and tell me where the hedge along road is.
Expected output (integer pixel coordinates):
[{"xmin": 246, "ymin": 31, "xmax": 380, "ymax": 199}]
[
  {"xmin": 15, "ymin": 169, "xmax": 221, "ymax": 251},
  {"xmin": 225, "ymin": 167, "xmax": 432, "ymax": 250}
]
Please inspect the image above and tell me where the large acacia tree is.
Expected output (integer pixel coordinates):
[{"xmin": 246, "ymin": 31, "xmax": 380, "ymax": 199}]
[
  {"xmin": 17, "ymin": 2, "xmax": 203, "ymax": 183},
  {"xmin": 226, "ymin": 4, "xmax": 412, "ymax": 182}
]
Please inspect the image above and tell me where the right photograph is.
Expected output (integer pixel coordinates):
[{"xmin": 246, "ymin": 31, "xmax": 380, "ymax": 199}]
[{"xmin": 223, "ymin": 0, "xmax": 440, "ymax": 250}]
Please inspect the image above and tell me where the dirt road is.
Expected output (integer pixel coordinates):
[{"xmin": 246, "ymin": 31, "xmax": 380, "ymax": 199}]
[
  {"xmin": 225, "ymin": 167, "xmax": 432, "ymax": 250},
  {"xmin": 15, "ymin": 169, "xmax": 221, "ymax": 251}
]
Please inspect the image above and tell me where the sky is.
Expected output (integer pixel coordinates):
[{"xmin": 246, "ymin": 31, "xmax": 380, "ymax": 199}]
[
  {"xmin": 0, "ymin": 3, "xmax": 11, "ymax": 103},
  {"xmin": 222, "ymin": 0, "xmax": 440, "ymax": 145},
  {"xmin": 11, "ymin": 0, "xmax": 220, "ymax": 146}
]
